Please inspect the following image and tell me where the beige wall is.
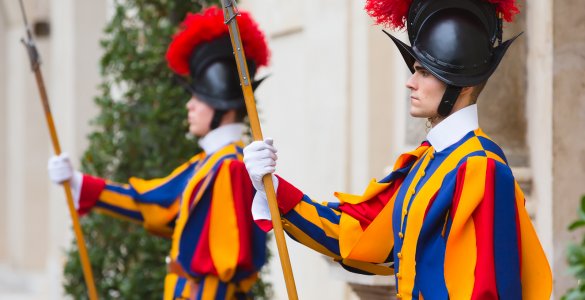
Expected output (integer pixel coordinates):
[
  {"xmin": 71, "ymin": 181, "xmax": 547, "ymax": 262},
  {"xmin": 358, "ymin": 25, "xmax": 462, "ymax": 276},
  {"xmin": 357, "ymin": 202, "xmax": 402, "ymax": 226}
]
[
  {"xmin": 0, "ymin": 0, "xmax": 105, "ymax": 298},
  {"xmin": 0, "ymin": 2, "xmax": 7, "ymax": 262},
  {"xmin": 553, "ymin": 0, "xmax": 585, "ymax": 295}
]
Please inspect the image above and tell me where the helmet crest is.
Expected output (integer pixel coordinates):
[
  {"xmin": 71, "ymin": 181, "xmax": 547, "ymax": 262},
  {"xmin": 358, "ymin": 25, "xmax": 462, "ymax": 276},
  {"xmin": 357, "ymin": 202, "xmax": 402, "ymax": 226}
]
[
  {"xmin": 364, "ymin": 0, "xmax": 519, "ymax": 30},
  {"xmin": 166, "ymin": 6, "xmax": 270, "ymax": 76}
]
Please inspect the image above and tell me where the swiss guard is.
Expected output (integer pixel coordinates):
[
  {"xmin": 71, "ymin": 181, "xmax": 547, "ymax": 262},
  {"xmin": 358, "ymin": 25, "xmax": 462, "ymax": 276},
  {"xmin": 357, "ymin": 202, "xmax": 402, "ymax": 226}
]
[
  {"xmin": 48, "ymin": 6, "xmax": 270, "ymax": 300},
  {"xmin": 242, "ymin": 0, "xmax": 553, "ymax": 299}
]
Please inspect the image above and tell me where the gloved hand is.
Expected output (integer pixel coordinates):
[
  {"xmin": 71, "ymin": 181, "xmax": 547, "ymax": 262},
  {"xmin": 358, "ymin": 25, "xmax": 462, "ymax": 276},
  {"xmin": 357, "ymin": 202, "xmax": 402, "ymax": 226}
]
[
  {"xmin": 243, "ymin": 138, "xmax": 279, "ymax": 192},
  {"xmin": 48, "ymin": 152, "xmax": 82, "ymax": 209},
  {"xmin": 244, "ymin": 138, "xmax": 279, "ymax": 223}
]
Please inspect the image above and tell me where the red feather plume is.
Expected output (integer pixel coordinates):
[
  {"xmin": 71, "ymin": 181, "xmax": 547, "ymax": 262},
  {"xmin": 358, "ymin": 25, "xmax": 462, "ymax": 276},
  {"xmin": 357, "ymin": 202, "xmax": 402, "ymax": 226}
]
[
  {"xmin": 364, "ymin": 0, "xmax": 520, "ymax": 30},
  {"xmin": 166, "ymin": 6, "xmax": 270, "ymax": 76},
  {"xmin": 365, "ymin": 0, "xmax": 413, "ymax": 30}
]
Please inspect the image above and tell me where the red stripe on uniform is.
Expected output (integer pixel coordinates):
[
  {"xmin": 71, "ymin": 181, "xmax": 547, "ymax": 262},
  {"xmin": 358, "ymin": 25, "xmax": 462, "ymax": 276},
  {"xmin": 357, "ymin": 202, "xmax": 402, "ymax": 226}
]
[
  {"xmin": 190, "ymin": 210, "xmax": 218, "ymax": 276},
  {"xmin": 471, "ymin": 159, "xmax": 498, "ymax": 299},
  {"xmin": 229, "ymin": 161, "xmax": 255, "ymax": 271},
  {"xmin": 78, "ymin": 175, "xmax": 107, "ymax": 216},
  {"xmin": 339, "ymin": 177, "xmax": 405, "ymax": 230},
  {"xmin": 450, "ymin": 161, "xmax": 467, "ymax": 220}
]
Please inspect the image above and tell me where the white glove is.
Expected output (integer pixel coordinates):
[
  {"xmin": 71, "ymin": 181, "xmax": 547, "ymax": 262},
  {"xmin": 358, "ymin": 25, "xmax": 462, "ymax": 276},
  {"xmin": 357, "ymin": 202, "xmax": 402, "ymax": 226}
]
[
  {"xmin": 243, "ymin": 138, "xmax": 278, "ymax": 192},
  {"xmin": 48, "ymin": 153, "xmax": 82, "ymax": 209},
  {"xmin": 244, "ymin": 138, "xmax": 279, "ymax": 222}
]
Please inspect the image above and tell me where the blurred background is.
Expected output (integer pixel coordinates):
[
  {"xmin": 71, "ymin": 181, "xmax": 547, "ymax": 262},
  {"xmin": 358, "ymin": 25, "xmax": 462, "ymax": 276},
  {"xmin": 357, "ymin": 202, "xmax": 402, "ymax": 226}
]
[{"xmin": 1, "ymin": 0, "xmax": 584, "ymax": 299}]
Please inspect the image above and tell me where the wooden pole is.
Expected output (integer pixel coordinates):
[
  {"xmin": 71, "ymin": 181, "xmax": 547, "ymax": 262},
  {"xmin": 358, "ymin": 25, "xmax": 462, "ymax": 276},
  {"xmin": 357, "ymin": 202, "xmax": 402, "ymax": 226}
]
[
  {"xmin": 19, "ymin": 1, "xmax": 99, "ymax": 298},
  {"xmin": 222, "ymin": 2, "xmax": 299, "ymax": 299}
]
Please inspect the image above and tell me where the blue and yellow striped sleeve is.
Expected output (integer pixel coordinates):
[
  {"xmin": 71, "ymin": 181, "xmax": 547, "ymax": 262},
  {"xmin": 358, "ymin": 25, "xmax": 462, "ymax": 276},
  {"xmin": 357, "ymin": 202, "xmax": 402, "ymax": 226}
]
[
  {"xmin": 273, "ymin": 176, "xmax": 396, "ymax": 275},
  {"xmin": 78, "ymin": 155, "xmax": 202, "ymax": 237}
]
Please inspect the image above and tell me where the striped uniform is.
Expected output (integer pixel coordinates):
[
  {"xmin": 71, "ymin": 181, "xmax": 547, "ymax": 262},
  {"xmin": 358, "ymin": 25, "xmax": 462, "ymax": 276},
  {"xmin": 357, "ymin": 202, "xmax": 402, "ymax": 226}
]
[
  {"xmin": 78, "ymin": 141, "xmax": 267, "ymax": 300},
  {"xmin": 269, "ymin": 129, "xmax": 551, "ymax": 299}
]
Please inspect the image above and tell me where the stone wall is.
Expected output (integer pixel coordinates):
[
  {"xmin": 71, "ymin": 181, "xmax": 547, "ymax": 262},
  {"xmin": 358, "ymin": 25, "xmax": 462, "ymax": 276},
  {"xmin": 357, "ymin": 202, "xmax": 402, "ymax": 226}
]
[{"xmin": 553, "ymin": 0, "xmax": 585, "ymax": 295}]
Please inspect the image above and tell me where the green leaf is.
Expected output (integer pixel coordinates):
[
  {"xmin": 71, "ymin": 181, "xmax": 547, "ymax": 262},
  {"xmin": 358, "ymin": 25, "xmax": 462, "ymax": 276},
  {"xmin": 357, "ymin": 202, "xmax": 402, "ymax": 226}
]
[{"xmin": 569, "ymin": 220, "xmax": 585, "ymax": 231}]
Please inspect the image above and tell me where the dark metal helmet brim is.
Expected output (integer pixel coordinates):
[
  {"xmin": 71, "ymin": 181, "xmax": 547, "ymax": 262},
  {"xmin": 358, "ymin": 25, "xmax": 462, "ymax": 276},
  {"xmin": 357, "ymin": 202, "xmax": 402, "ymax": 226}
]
[{"xmin": 385, "ymin": 30, "xmax": 521, "ymax": 87}]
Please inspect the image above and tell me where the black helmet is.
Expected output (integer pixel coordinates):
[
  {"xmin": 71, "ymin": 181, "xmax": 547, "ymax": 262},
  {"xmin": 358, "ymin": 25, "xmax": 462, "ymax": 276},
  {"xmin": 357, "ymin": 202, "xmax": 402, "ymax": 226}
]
[
  {"xmin": 183, "ymin": 35, "xmax": 263, "ymax": 110},
  {"xmin": 166, "ymin": 6, "xmax": 270, "ymax": 128},
  {"xmin": 366, "ymin": 0, "xmax": 520, "ymax": 116}
]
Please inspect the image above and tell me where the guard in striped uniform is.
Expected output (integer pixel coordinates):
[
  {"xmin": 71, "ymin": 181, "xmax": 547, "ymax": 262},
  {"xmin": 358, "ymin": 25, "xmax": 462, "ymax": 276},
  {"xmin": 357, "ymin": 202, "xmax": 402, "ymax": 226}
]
[
  {"xmin": 242, "ymin": 0, "xmax": 552, "ymax": 299},
  {"xmin": 48, "ymin": 6, "xmax": 270, "ymax": 300}
]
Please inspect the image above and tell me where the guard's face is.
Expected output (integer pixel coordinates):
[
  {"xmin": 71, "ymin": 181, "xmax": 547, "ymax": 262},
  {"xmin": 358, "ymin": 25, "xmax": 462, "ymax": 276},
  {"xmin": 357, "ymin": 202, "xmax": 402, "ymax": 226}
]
[
  {"xmin": 186, "ymin": 95, "xmax": 214, "ymax": 137},
  {"xmin": 406, "ymin": 62, "xmax": 447, "ymax": 119}
]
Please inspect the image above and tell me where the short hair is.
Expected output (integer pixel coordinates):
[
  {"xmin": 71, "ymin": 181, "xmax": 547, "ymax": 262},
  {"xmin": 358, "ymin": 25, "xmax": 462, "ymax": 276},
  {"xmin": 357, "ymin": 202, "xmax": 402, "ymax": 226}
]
[
  {"xmin": 470, "ymin": 81, "xmax": 488, "ymax": 104},
  {"xmin": 235, "ymin": 106, "xmax": 248, "ymax": 122}
]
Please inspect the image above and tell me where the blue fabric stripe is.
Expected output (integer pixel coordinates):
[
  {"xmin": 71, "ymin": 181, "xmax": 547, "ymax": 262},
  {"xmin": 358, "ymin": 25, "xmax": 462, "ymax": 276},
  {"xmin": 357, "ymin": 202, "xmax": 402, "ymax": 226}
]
[
  {"xmin": 138, "ymin": 166, "xmax": 195, "ymax": 205},
  {"xmin": 215, "ymin": 281, "xmax": 228, "ymax": 300},
  {"xmin": 414, "ymin": 170, "xmax": 457, "ymax": 299},
  {"xmin": 478, "ymin": 136, "xmax": 508, "ymax": 164},
  {"xmin": 493, "ymin": 161, "xmax": 522, "ymax": 299},
  {"xmin": 177, "ymin": 186, "xmax": 213, "ymax": 278},
  {"xmin": 95, "ymin": 201, "xmax": 144, "ymax": 222},
  {"xmin": 105, "ymin": 184, "xmax": 133, "ymax": 195},
  {"xmin": 300, "ymin": 196, "xmax": 342, "ymax": 225},
  {"xmin": 379, "ymin": 164, "xmax": 413, "ymax": 183},
  {"xmin": 284, "ymin": 207, "xmax": 341, "ymax": 255},
  {"xmin": 174, "ymin": 277, "xmax": 187, "ymax": 298}
]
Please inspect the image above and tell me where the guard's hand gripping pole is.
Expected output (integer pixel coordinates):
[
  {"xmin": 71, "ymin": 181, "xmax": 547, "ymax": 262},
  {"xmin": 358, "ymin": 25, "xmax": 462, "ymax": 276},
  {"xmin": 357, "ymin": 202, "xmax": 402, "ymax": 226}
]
[
  {"xmin": 18, "ymin": 1, "xmax": 99, "ymax": 299},
  {"xmin": 221, "ymin": 2, "xmax": 299, "ymax": 299}
]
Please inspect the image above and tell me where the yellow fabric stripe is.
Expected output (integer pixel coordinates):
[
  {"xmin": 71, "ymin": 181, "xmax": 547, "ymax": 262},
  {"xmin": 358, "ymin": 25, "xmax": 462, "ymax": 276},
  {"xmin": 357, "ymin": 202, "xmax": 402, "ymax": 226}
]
[
  {"xmin": 340, "ymin": 191, "xmax": 399, "ymax": 263},
  {"xmin": 181, "ymin": 280, "xmax": 192, "ymax": 299},
  {"xmin": 486, "ymin": 150, "xmax": 506, "ymax": 164},
  {"xmin": 100, "ymin": 189, "xmax": 140, "ymax": 212},
  {"xmin": 282, "ymin": 219, "xmax": 340, "ymax": 258},
  {"xmin": 514, "ymin": 183, "xmax": 552, "ymax": 299},
  {"xmin": 225, "ymin": 283, "xmax": 236, "ymax": 300},
  {"xmin": 139, "ymin": 200, "xmax": 180, "ymax": 234},
  {"xmin": 399, "ymin": 137, "xmax": 483, "ymax": 300},
  {"xmin": 93, "ymin": 207, "xmax": 143, "ymax": 225},
  {"xmin": 335, "ymin": 180, "xmax": 392, "ymax": 205},
  {"xmin": 400, "ymin": 152, "xmax": 433, "ymax": 228},
  {"xmin": 171, "ymin": 144, "xmax": 240, "ymax": 260},
  {"xmin": 130, "ymin": 153, "xmax": 204, "ymax": 194},
  {"xmin": 163, "ymin": 273, "xmax": 179, "ymax": 300},
  {"xmin": 237, "ymin": 273, "xmax": 259, "ymax": 292},
  {"xmin": 443, "ymin": 156, "xmax": 486, "ymax": 299},
  {"xmin": 200, "ymin": 276, "xmax": 219, "ymax": 300},
  {"xmin": 294, "ymin": 201, "xmax": 340, "ymax": 239},
  {"xmin": 209, "ymin": 161, "xmax": 239, "ymax": 282},
  {"xmin": 338, "ymin": 213, "xmax": 363, "ymax": 259},
  {"xmin": 393, "ymin": 145, "xmax": 431, "ymax": 171},
  {"xmin": 283, "ymin": 218, "xmax": 392, "ymax": 275},
  {"xmin": 341, "ymin": 258, "xmax": 394, "ymax": 276}
]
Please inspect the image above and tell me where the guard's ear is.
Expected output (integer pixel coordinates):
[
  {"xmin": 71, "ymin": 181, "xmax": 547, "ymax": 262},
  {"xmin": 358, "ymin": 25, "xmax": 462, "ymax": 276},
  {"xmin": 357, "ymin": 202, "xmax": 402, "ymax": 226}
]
[{"xmin": 460, "ymin": 86, "xmax": 474, "ymax": 97}]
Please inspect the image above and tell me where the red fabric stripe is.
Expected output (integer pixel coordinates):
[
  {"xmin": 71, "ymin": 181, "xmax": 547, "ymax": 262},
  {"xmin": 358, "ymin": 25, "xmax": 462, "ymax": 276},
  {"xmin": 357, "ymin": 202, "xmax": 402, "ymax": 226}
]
[
  {"xmin": 450, "ymin": 162, "xmax": 468, "ymax": 220},
  {"xmin": 190, "ymin": 209, "xmax": 218, "ymax": 276},
  {"xmin": 423, "ymin": 192, "xmax": 439, "ymax": 219},
  {"xmin": 229, "ymin": 161, "xmax": 255, "ymax": 271},
  {"xmin": 275, "ymin": 175, "xmax": 304, "ymax": 214},
  {"xmin": 78, "ymin": 174, "xmax": 106, "ymax": 216},
  {"xmin": 339, "ymin": 177, "xmax": 405, "ymax": 230},
  {"xmin": 471, "ymin": 159, "xmax": 498, "ymax": 299},
  {"xmin": 255, "ymin": 220, "xmax": 274, "ymax": 232}
]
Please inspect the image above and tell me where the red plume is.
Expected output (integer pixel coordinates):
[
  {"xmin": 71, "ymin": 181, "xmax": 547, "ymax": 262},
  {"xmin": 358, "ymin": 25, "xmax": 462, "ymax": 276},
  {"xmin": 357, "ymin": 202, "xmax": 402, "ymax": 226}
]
[
  {"xmin": 486, "ymin": 0, "xmax": 520, "ymax": 22},
  {"xmin": 166, "ymin": 6, "xmax": 270, "ymax": 76},
  {"xmin": 364, "ymin": 0, "xmax": 520, "ymax": 29},
  {"xmin": 364, "ymin": 0, "xmax": 413, "ymax": 30}
]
